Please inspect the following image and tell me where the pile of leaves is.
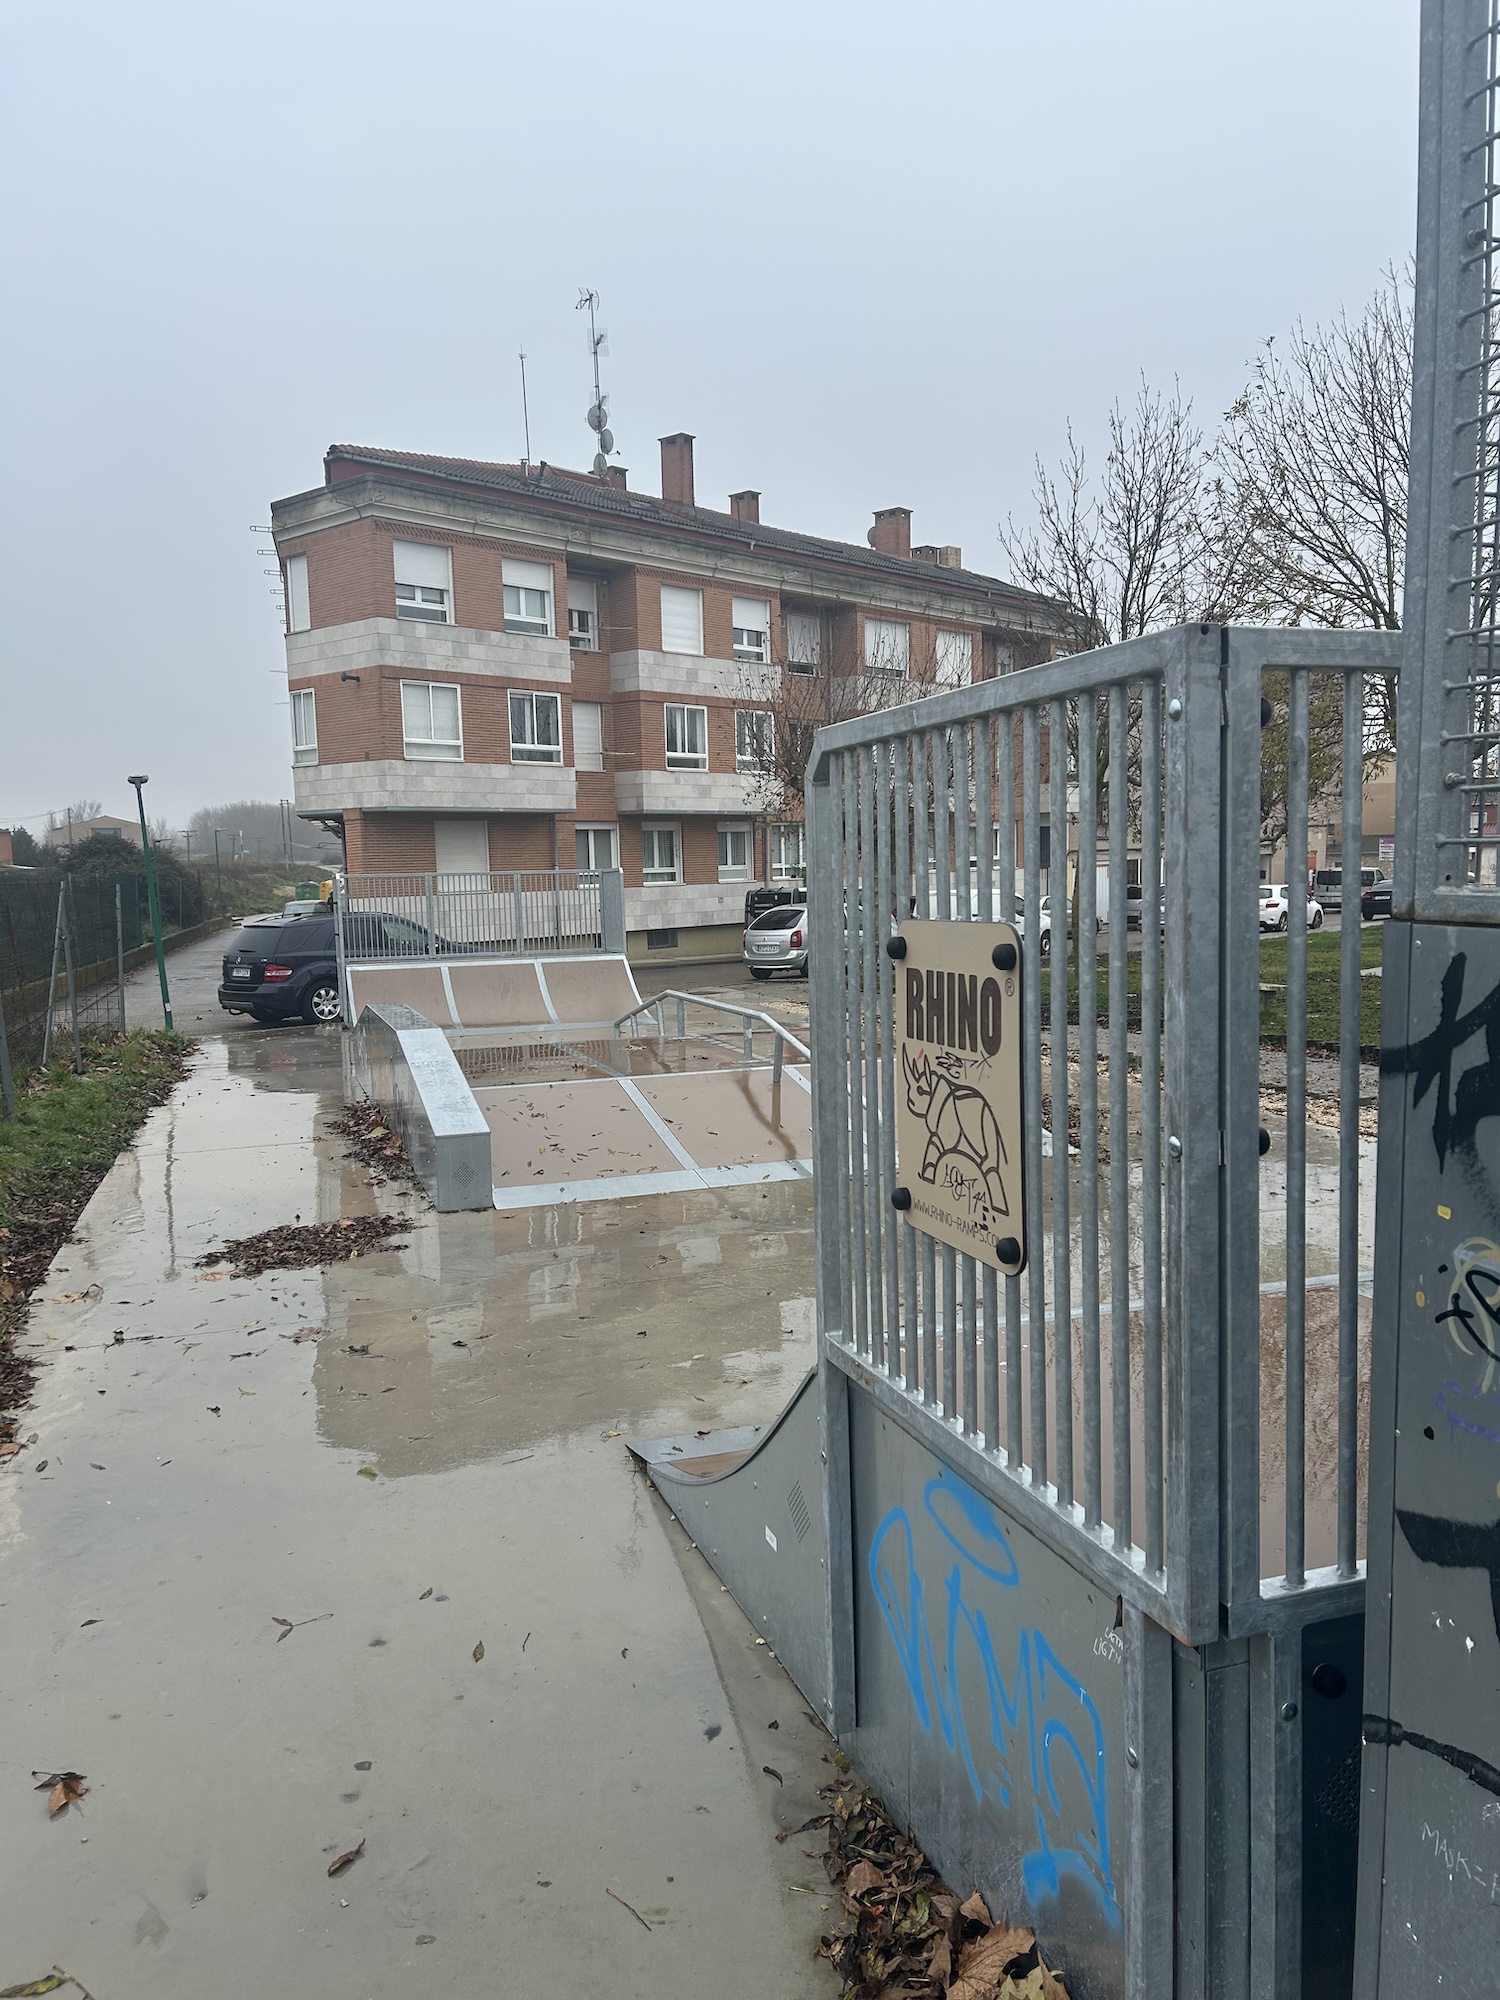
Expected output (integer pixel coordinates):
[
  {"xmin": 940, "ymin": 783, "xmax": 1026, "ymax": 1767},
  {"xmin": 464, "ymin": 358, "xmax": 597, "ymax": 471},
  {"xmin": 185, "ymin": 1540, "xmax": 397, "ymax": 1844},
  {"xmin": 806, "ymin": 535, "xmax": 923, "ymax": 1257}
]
[
  {"xmin": 1, "ymin": 1030, "xmax": 192, "ymax": 1431},
  {"xmin": 812, "ymin": 1777, "xmax": 1069, "ymax": 1999},
  {"xmin": 196, "ymin": 1213, "xmax": 409, "ymax": 1279},
  {"xmin": 327, "ymin": 1104, "xmax": 424, "ymax": 1195}
]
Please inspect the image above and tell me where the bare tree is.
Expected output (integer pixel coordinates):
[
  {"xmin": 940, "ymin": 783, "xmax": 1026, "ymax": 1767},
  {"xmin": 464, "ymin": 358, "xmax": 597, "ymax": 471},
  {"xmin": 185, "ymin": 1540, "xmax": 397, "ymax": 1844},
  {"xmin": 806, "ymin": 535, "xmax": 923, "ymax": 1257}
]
[
  {"xmin": 1215, "ymin": 266, "xmax": 1411, "ymax": 755},
  {"xmin": 46, "ymin": 797, "xmax": 104, "ymax": 833}
]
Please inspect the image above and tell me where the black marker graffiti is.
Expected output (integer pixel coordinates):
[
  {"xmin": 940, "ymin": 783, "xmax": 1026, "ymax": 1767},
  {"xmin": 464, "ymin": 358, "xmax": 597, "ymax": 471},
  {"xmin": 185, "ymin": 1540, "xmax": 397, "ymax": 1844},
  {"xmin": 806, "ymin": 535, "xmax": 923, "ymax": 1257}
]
[
  {"xmin": 1382, "ymin": 953, "xmax": 1500, "ymax": 1173},
  {"xmin": 1363, "ymin": 1715, "xmax": 1500, "ymax": 1800},
  {"xmin": 1397, "ymin": 1507, "xmax": 1500, "ymax": 1646}
]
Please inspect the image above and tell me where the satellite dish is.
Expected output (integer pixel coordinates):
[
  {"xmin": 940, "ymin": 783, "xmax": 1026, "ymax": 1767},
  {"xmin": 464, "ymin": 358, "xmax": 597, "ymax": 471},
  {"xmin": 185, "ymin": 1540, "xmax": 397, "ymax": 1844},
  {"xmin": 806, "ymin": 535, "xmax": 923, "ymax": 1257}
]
[
  {"xmin": 587, "ymin": 400, "xmax": 608, "ymax": 433},
  {"xmin": 598, "ymin": 427, "xmax": 614, "ymax": 454},
  {"xmin": 593, "ymin": 452, "xmax": 609, "ymax": 478}
]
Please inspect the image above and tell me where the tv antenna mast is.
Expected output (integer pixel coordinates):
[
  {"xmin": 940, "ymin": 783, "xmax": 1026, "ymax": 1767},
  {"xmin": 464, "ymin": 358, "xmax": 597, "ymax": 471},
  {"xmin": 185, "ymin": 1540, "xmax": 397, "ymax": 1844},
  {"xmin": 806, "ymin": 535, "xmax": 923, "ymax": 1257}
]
[
  {"xmin": 576, "ymin": 287, "xmax": 615, "ymax": 479},
  {"xmin": 518, "ymin": 348, "xmax": 532, "ymax": 472}
]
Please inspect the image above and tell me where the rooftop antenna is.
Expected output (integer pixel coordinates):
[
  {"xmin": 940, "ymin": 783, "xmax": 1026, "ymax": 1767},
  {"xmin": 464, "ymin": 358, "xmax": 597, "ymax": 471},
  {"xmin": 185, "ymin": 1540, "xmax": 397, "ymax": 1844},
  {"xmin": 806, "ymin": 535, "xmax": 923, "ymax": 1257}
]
[
  {"xmin": 518, "ymin": 349, "xmax": 532, "ymax": 472},
  {"xmin": 576, "ymin": 286, "xmax": 614, "ymax": 479}
]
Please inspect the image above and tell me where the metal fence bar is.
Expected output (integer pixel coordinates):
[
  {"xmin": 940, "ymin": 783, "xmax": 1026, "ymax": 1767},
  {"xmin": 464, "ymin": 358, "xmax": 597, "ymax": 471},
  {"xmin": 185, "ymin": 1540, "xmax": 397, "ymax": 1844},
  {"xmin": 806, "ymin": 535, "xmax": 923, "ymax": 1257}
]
[
  {"xmin": 895, "ymin": 737, "xmax": 917, "ymax": 1390},
  {"xmin": 913, "ymin": 736, "xmax": 937, "ymax": 1404},
  {"xmin": 954, "ymin": 724, "xmax": 979, "ymax": 1431},
  {"xmin": 0, "ymin": 988, "xmax": 14, "ymax": 1117},
  {"xmin": 973, "ymin": 716, "xmax": 1001, "ymax": 1451},
  {"xmin": 1337, "ymin": 673, "xmax": 1364, "ymax": 1578},
  {"xmin": 995, "ymin": 713, "xmax": 1024, "ymax": 1469},
  {"xmin": 1107, "ymin": 683, "xmax": 1133, "ymax": 1548},
  {"xmin": 40, "ymin": 882, "xmax": 65, "ymax": 1070},
  {"xmin": 1283, "ymin": 670, "xmax": 1311, "ymax": 1590},
  {"xmin": 1139, "ymin": 679, "xmax": 1165, "ymax": 1574},
  {"xmin": 933, "ymin": 728, "xmax": 958, "ymax": 1418},
  {"xmin": 875, "ymin": 739, "xmax": 900, "ymax": 1380},
  {"xmin": 1076, "ymin": 696, "xmax": 1103, "ymax": 1529},
  {"xmin": 1023, "ymin": 705, "xmax": 1048, "ymax": 1487},
  {"xmin": 846, "ymin": 755, "xmax": 870, "ymax": 1359},
  {"xmin": 115, "ymin": 884, "xmax": 126, "ymax": 1031},
  {"xmin": 62, "ymin": 882, "xmax": 82, "ymax": 1073},
  {"xmin": 859, "ymin": 744, "xmax": 883, "ymax": 1370},
  {"xmin": 1048, "ymin": 696, "xmax": 1074, "ymax": 1507}
]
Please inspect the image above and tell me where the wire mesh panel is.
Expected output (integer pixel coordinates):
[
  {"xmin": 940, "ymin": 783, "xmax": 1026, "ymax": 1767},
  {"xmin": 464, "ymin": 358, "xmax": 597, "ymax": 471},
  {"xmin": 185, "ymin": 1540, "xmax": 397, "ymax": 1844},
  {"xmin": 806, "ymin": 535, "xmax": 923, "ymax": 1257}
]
[
  {"xmin": 1402, "ymin": 0, "xmax": 1500, "ymax": 916},
  {"xmin": 809, "ymin": 625, "xmax": 1403, "ymax": 1646}
]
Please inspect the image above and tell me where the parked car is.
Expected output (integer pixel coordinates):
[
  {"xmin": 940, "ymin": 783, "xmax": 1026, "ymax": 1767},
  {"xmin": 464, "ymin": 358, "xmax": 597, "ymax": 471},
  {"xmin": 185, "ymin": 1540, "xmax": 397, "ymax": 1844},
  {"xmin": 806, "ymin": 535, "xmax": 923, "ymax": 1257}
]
[
  {"xmin": 1361, "ymin": 879, "xmax": 1394, "ymax": 920},
  {"xmin": 219, "ymin": 914, "xmax": 343, "ymax": 1025},
  {"xmin": 743, "ymin": 904, "xmax": 808, "ymax": 979},
  {"xmin": 1258, "ymin": 884, "xmax": 1324, "ymax": 932},
  {"xmin": 1125, "ymin": 883, "xmax": 1166, "ymax": 929},
  {"xmin": 1019, "ymin": 896, "xmax": 1102, "ymax": 957}
]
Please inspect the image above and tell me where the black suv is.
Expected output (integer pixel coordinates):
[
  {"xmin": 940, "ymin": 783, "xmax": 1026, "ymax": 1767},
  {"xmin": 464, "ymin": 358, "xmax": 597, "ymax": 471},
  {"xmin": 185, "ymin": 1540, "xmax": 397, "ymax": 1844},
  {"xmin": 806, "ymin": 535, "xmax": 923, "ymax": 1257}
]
[
  {"xmin": 219, "ymin": 914, "xmax": 342, "ymax": 1025},
  {"xmin": 1360, "ymin": 880, "xmax": 1394, "ymax": 921}
]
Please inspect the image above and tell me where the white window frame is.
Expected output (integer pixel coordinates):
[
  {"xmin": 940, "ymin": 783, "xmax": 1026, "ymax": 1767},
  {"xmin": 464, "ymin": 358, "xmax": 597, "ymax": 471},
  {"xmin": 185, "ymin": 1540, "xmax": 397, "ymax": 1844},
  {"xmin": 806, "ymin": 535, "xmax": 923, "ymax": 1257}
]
[
  {"xmin": 572, "ymin": 699, "xmax": 604, "ymax": 772},
  {"xmin": 508, "ymin": 689, "xmax": 563, "ymax": 764},
  {"xmin": 291, "ymin": 687, "xmax": 317, "ymax": 765},
  {"xmin": 936, "ymin": 629, "xmax": 973, "ymax": 687},
  {"xmin": 642, "ymin": 822, "xmax": 680, "ymax": 885},
  {"xmin": 864, "ymin": 616, "xmax": 910, "ymax": 676},
  {"xmin": 285, "ymin": 554, "xmax": 310, "ymax": 633},
  {"xmin": 503, "ymin": 559, "xmax": 554, "ymax": 637},
  {"xmin": 736, "ymin": 709, "xmax": 774, "ymax": 773},
  {"xmin": 786, "ymin": 609, "xmax": 821, "ymax": 674},
  {"xmin": 567, "ymin": 576, "xmax": 598, "ymax": 651},
  {"xmin": 771, "ymin": 823, "xmax": 805, "ymax": 882},
  {"xmin": 665, "ymin": 703, "xmax": 708, "ymax": 771},
  {"xmin": 401, "ymin": 680, "xmax": 463, "ymax": 760},
  {"xmin": 717, "ymin": 822, "xmax": 752, "ymax": 883},
  {"xmin": 659, "ymin": 584, "xmax": 704, "ymax": 656},
  {"xmin": 393, "ymin": 541, "xmax": 453, "ymax": 624},
  {"xmin": 731, "ymin": 596, "xmax": 771, "ymax": 664},
  {"xmin": 575, "ymin": 823, "xmax": 618, "ymax": 874}
]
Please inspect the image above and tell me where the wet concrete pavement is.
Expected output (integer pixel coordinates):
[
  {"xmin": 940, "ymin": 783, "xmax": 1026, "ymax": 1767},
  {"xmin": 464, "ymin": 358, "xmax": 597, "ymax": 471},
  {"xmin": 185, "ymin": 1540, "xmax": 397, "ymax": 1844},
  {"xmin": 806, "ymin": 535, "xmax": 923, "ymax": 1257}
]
[{"xmin": 0, "ymin": 1030, "xmax": 839, "ymax": 1996}]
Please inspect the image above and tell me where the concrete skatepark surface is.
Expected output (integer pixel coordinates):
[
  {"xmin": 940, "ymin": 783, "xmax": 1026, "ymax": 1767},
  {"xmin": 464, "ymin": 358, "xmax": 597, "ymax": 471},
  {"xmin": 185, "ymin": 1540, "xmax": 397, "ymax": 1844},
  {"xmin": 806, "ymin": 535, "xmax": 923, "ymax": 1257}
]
[{"xmin": 0, "ymin": 1024, "xmax": 839, "ymax": 1996}]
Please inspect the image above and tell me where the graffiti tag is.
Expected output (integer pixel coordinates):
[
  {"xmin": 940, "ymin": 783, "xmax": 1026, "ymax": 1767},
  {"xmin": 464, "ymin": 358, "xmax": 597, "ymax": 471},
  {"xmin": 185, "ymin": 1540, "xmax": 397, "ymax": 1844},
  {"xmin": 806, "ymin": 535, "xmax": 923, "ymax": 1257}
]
[
  {"xmin": 868, "ymin": 1472, "xmax": 1119, "ymax": 1927},
  {"xmin": 1383, "ymin": 953, "xmax": 1500, "ymax": 1177}
]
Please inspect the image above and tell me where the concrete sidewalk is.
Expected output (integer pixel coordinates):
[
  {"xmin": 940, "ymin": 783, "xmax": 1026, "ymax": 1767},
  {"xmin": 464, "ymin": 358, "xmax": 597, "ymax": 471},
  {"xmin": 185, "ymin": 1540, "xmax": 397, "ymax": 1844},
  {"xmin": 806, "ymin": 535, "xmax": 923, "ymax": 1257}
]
[{"xmin": 0, "ymin": 1031, "xmax": 838, "ymax": 1997}]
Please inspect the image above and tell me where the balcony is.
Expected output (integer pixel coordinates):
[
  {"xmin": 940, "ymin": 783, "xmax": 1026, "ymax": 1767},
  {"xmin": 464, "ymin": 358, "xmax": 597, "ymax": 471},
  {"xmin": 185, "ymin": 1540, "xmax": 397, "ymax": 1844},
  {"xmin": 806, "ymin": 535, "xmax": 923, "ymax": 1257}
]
[
  {"xmin": 614, "ymin": 769, "xmax": 761, "ymax": 815},
  {"xmin": 293, "ymin": 760, "xmax": 576, "ymax": 816},
  {"xmin": 286, "ymin": 618, "xmax": 572, "ymax": 685}
]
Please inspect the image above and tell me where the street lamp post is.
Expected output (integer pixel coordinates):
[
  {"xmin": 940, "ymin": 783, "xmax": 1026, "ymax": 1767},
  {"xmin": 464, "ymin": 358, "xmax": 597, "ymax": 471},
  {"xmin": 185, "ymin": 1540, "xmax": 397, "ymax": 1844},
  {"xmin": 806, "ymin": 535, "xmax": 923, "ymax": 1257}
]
[{"xmin": 128, "ymin": 776, "xmax": 173, "ymax": 1031}]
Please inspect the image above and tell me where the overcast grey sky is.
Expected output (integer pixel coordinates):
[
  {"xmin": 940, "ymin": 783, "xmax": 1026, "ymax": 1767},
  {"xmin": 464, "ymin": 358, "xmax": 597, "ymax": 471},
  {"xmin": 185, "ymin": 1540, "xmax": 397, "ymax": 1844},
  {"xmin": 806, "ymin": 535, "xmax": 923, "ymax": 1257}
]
[{"xmin": 1, "ymin": 0, "xmax": 1418, "ymax": 833}]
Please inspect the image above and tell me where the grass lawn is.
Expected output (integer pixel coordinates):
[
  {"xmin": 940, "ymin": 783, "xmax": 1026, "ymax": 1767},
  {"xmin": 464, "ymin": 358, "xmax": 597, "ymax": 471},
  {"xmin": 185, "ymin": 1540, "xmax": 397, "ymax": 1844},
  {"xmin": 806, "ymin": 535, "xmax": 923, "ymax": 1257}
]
[
  {"xmin": 1039, "ymin": 923, "xmax": 1386, "ymax": 1050},
  {"xmin": 0, "ymin": 1030, "xmax": 193, "ymax": 1424}
]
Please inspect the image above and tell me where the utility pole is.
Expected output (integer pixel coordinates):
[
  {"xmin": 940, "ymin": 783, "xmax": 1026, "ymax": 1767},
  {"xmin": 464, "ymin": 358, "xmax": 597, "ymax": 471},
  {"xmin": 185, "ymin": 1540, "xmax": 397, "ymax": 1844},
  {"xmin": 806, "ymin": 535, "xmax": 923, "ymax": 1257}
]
[
  {"xmin": 128, "ymin": 775, "xmax": 172, "ymax": 1030},
  {"xmin": 213, "ymin": 828, "xmax": 225, "ymax": 911}
]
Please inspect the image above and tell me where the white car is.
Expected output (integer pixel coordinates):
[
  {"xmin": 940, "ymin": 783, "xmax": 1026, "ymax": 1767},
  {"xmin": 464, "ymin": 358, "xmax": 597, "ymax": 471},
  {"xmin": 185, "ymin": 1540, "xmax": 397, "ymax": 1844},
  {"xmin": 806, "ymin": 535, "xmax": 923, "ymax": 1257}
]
[{"xmin": 1258, "ymin": 883, "xmax": 1324, "ymax": 932}]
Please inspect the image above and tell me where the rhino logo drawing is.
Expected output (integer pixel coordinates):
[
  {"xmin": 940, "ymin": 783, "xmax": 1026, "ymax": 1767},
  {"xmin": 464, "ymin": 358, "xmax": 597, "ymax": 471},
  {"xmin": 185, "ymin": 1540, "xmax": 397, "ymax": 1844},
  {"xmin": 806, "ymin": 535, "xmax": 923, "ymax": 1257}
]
[{"xmin": 901, "ymin": 1046, "xmax": 1010, "ymax": 1220}]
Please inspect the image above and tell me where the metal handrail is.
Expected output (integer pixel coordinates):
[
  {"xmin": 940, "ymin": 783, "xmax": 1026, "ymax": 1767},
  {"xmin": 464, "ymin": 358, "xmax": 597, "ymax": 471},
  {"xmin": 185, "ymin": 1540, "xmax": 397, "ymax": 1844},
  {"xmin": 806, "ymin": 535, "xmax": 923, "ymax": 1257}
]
[{"xmin": 613, "ymin": 990, "xmax": 811, "ymax": 1084}]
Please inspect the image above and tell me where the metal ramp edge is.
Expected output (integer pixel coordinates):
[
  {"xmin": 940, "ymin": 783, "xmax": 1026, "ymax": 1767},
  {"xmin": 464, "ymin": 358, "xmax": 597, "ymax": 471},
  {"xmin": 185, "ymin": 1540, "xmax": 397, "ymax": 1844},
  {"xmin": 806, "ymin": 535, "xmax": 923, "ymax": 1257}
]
[{"xmin": 627, "ymin": 1369, "xmax": 828, "ymax": 1717}]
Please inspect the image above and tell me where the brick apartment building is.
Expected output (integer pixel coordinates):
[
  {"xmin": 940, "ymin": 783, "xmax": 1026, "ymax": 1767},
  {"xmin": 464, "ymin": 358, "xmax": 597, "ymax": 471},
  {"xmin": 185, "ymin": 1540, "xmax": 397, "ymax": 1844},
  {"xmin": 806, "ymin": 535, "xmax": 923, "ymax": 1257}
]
[{"xmin": 270, "ymin": 436, "xmax": 1065, "ymax": 961}]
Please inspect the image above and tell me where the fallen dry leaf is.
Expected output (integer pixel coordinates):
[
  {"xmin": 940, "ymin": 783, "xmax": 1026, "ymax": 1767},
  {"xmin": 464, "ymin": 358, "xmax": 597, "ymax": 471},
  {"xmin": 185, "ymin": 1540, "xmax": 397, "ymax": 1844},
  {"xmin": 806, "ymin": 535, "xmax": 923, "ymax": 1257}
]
[
  {"xmin": 79, "ymin": 1619, "xmax": 99, "ymax": 1629},
  {"xmin": 0, "ymin": 1977, "xmax": 66, "ymax": 1996},
  {"xmin": 0, "ymin": 1443, "xmax": 22, "ymax": 1458},
  {"xmin": 762, "ymin": 1765, "xmax": 784, "ymax": 1785},
  {"xmin": 418, "ymin": 1587, "xmax": 432, "ymax": 1601},
  {"xmin": 36, "ymin": 1773, "xmax": 88, "ymax": 1817},
  {"xmin": 844, "ymin": 1860, "xmax": 886, "ymax": 1898},
  {"xmin": 473, "ymin": 1642, "xmax": 485, "ymax": 1663},
  {"xmin": 327, "ymin": 1836, "xmax": 365, "ymax": 1877},
  {"xmin": 273, "ymin": 1617, "xmax": 294, "ymax": 1641},
  {"xmin": 960, "ymin": 1890, "xmax": 993, "ymax": 1926},
  {"xmin": 356, "ymin": 1466, "xmax": 377, "ymax": 1480}
]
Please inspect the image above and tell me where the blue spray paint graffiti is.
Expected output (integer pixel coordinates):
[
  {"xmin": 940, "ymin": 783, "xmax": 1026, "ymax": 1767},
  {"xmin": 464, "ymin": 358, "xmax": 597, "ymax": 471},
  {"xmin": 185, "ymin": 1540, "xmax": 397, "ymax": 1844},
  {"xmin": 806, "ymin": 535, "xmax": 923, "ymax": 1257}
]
[{"xmin": 869, "ymin": 1472, "xmax": 1119, "ymax": 1928}]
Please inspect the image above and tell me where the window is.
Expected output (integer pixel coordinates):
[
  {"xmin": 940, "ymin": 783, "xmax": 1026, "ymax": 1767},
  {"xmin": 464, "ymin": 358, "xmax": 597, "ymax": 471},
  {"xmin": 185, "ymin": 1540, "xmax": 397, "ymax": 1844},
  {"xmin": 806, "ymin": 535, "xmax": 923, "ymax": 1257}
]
[
  {"xmin": 864, "ymin": 617, "xmax": 910, "ymax": 676},
  {"xmin": 401, "ymin": 680, "xmax": 463, "ymax": 759},
  {"xmin": 567, "ymin": 576, "xmax": 598, "ymax": 650},
  {"xmin": 786, "ymin": 610, "xmax": 821, "ymax": 673},
  {"xmin": 503, "ymin": 558, "xmax": 554, "ymax": 636},
  {"xmin": 642, "ymin": 824, "xmax": 679, "ymax": 884},
  {"xmin": 717, "ymin": 823, "xmax": 751, "ymax": 881},
  {"xmin": 509, "ymin": 690, "xmax": 562, "ymax": 763},
  {"xmin": 736, "ymin": 710, "xmax": 774, "ymax": 772},
  {"xmin": 573, "ymin": 699, "xmax": 603, "ymax": 772},
  {"xmin": 732, "ymin": 596, "xmax": 770, "ymax": 663},
  {"xmin": 665, "ymin": 703, "xmax": 708, "ymax": 770},
  {"xmin": 660, "ymin": 584, "xmax": 704, "ymax": 655},
  {"xmin": 393, "ymin": 541, "xmax": 452, "ymax": 623},
  {"xmin": 576, "ymin": 825, "xmax": 617, "ymax": 873},
  {"xmin": 285, "ymin": 554, "xmax": 310, "ymax": 633},
  {"xmin": 771, "ymin": 823, "xmax": 805, "ymax": 881},
  {"xmin": 936, "ymin": 629, "xmax": 973, "ymax": 687},
  {"xmin": 435, "ymin": 819, "xmax": 490, "ymax": 875},
  {"xmin": 291, "ymin": 687, "xmax": 317, "ymax": 765}
]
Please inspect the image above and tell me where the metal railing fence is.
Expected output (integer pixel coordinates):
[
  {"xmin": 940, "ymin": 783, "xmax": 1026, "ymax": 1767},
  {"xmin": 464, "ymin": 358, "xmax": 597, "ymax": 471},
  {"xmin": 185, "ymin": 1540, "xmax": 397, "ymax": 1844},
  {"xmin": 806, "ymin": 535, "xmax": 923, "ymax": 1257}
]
[
  {"xmin": 336, "ymin": 870, "xmax": 612, "ymax": 959},
  {"xmin": 807, "ymin": 623, "xmax": 1402, "ymax": 1645},
  {"xmin": 0, "ymin": 872, "xmax": 144, "ymax": 1096},
  {"xmin": 615, "ymin": 990, "xmax": 812, "ymax": 1084}
]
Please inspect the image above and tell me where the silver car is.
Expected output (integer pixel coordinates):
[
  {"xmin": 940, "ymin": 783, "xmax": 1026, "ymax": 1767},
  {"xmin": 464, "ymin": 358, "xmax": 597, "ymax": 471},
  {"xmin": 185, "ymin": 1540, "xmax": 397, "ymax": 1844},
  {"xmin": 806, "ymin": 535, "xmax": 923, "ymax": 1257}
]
[{"xmin": 743, "ymin": 903, "xmax": 808, "ymax": 979}]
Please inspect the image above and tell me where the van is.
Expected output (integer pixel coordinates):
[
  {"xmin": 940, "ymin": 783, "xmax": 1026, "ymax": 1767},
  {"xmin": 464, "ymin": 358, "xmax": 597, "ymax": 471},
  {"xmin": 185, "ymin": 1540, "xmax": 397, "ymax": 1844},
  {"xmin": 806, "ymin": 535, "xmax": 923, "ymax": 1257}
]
[{"xmin": 1311, "ymin": 866, "xmax": 1387, "ymax": 912}]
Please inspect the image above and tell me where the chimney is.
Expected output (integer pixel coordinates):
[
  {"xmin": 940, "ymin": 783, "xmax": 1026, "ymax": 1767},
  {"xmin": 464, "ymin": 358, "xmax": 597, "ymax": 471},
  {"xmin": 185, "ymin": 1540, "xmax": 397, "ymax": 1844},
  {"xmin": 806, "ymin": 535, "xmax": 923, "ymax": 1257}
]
[
  {"xmin": 659, "ymin": 432, "xmax": 696, "ymax": 507},
  {"xmin": 604, "ymin": 465, "xmax": 629, "ymax": 492},
  {"xmin": 914, "ymin": 542, "xmax": 963, "ymax": 569},
  {"xmin": 868, "ymin": 507, "xmax": 912, "ymax": 558},
  {"xmin": 729, "ymin": 489, "xmax": 760, "ymax": 524}
]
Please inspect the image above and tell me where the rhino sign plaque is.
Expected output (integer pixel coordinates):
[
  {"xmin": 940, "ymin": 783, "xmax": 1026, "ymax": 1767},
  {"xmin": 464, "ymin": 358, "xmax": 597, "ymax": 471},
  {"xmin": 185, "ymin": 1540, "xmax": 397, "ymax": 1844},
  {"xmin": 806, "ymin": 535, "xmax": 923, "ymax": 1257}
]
[{"xmin": 889, "ymin": 920, "xmax": 1025, "ymax": 1275}]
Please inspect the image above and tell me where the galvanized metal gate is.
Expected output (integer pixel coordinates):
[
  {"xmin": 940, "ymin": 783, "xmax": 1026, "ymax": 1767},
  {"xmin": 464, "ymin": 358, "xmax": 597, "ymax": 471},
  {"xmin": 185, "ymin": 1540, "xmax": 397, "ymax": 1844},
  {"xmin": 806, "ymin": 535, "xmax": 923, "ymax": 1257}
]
[
  {"xmin": 807, "ymin": 621, "xmax": 1400, "ymax": 1995},
  {"xmin": 1356, "ymin": 0, "xmax": 1500, "ymax": 1989}
]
